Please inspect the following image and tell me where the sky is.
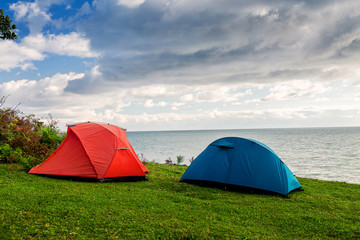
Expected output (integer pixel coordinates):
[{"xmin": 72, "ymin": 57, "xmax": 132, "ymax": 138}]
[{"xmin": 0, "ymin": 0, "xmax": 360, "ymax": 131}]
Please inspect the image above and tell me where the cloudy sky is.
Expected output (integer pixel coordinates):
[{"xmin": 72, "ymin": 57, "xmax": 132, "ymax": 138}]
[{"xmin": 1, "ymin": 0, "xmax": 360, "ymax": 131}]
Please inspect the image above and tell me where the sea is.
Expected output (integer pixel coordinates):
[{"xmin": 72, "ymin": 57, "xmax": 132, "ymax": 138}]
[{"xmin": 127, "ymin": 127, "xmax": 360, "ymax": 185}]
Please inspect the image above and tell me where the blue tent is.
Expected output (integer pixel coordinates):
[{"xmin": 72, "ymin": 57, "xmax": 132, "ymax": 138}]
[{"xmin": 181, "ymin": 137, "xmax": 302, "ymax": 196}]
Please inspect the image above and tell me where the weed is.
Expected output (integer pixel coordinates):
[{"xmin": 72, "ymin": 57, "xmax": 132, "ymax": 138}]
[
  {"xmin": 165, "ymin": 157, "xmax": 173, "ymax": 165},
  {"xmin": 139, "ymin": 153, "xmax": 148, "ymax": 164},
  {"xmin": 176, "ymin": 155, "xmax": 184, "ymax": 165}
]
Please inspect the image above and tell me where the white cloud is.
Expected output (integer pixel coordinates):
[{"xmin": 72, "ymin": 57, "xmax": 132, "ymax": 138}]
[
  {"xmin": 353, "ymin": 80, "xmax": 360, "ymax": 87},
  {"xmin": 22, "ymin": 33, "xmax": 99, "ymax": 58},
  {"xmin": 10, "ymin": 1, "xmax": 51, "ymax": 34},
  {"xmin": 0, "ymin": 40, "xmax": 44, "ymax": 71},
  {"xmin": 1, "ymin": 71, "xmax": 360, "ymax": 131},
  {"xmin": 2, "ymin": 0, "xmax": 360, "ymax": 131},
  {"xmin": 3, "ymin": 1, "xmax": 98, "ymax": 73},
  {"xmin": 0, "ymin": 72, "xmax": 83, "ymax": 101},
  {"xmin": 0, "ymin": 33, "xmax": 98, "ymax": 72},
  {"xmin": 177, "ymin": 86, "xmax": 253, "ymax": 105},
  {"xmin": 10, "ymin": 1, "xmax": 50, "ymax": 20},
  {"xmin": 129, "ymin": 86, "xmax": 174, "ymax": 98},
  {"xmin": 116, "ymin": 0, "xmax": 145, "ymax": 8},
  {"xmin": 144, "ymin": 99, "xmax": 167, "ymax": 108},
  {"xmin": 263, "ymin": 80, "xmax": 330, "ymax": 101}
]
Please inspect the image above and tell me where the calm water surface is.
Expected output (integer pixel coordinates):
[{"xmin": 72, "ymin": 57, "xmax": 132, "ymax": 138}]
[{"xmin": 127, "ymin": 127, "xmax": 360, "ymax": 184}]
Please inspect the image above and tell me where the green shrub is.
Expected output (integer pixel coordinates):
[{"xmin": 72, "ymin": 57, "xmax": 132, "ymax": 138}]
[
  {"xmin": 0, "ymin": 143, "xmax": 13, "ymax": 163},
  {"xmin": 39, "ymin": 125, "xmax": 66, "ymax": 149},
  {"xmin": 17, "ymin": 155, "xmax": 43, "ymax": 172},
  {"xmin": 0, "ymin": 96, "xmax": 65, "ymax": 171}
]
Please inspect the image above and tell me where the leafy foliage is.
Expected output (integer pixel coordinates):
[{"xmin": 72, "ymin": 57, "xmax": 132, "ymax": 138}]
[
  {"xmin": 0, "ymin": 9, "xmax": 18, "ymax": 40},
  {"xmin": 0, "ymin": 96, "xmax": 65, "ymax": 171}
]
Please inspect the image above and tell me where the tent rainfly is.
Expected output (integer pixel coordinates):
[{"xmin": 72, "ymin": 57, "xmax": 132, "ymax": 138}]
[
  {"xmin": 180, "ymin": 137, "xmax": 302, "ymax": 196},
  {"xmin": 29, "ymin": 122, "xmax": 148, "ymax": 180}
]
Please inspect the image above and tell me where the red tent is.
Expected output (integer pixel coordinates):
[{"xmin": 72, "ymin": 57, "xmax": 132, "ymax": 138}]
[{"xmin": 29, "ymin": 122, "xmax": 148, "ymax": 180}]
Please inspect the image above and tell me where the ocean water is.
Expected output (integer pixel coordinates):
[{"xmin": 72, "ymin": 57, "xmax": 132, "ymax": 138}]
[{"xmin": 127, "ymin": 127, "xmax": 360, "ymax": 185}]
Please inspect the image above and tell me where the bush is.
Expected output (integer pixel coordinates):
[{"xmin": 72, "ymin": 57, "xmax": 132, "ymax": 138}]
[
  {"xmin": 0, "ymin": 96, "xmax": 65, "ymax": 171},
  {"xmin": 39, "ymin": 125, "xmax": 66, "ymax": 149},
  {"xmin": 176, "ymin": 155, "xmax": 184, "ymax": 165},
  {"xmin": 0, "ymin": 143, "xmax": 13, "ymax": 163}
]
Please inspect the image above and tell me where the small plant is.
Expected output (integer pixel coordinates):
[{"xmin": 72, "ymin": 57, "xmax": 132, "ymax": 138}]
[
  {"xmin": 176, "ymin": 155, "xmax": 184, "ymax": 165},
  {"xmin": 165, "ymin": 157, "xmax": 173, "ymax": 165},
  {"xmin": 189, "ymin": 156, "xmax": 195, "ymax": 164},
  {"xmin": 139, "ymin": 153, "xmax": 148, "ymax": 164}
]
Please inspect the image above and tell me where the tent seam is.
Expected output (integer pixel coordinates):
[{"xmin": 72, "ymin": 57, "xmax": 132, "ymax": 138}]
[
  {"xmin": 94, "ymin": 123, "xmax": 122, "ymax": 178},
  {"xmin": 69, "ymin": 128, "xmax": 101, "ymax": 179}
]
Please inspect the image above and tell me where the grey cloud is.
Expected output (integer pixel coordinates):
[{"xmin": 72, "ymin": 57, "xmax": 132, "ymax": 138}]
[
  {"xmin": 311, "ymin": 16, "xmax": 360, "ymax": 54},
  {"xmin": 267, "ymin": 69, "xmax": 319, "ymax": 79},
  {"xmin": 337, "ymin": 38, "xmax": 360, "ymax": 57},
  {"xmin": 64, "ymin": 77, "xmax": 99, "ymax": 94},
  {"xmin": 98, "ymin": 45, "xmax": 257, "ymax": 80},
  {"xmin": 65, "ymin": 0, "xmax": 360, "ymax": 93},
  {"xmin": 66, "ymin": 44, "xmax": 262, "ymax": 92},
  {"xmin": 80, "ymin": 1, "xmax": 237, "ymax": 53}
]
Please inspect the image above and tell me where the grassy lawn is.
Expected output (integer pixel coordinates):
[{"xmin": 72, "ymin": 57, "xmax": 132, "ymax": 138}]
[{"xmin": 1, "ymin": 163, "xmax": 359, "ymax": 239}]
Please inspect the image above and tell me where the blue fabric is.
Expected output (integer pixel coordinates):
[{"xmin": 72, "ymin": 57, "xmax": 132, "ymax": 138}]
[{"xmin": 181, "ymin": 137, "xmax": 302, "ymax": 195}]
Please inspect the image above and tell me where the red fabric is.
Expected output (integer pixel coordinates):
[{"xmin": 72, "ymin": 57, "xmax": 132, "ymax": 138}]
[
  {"xmin": 101, "ymin": 124, "xmax": 149, "ymax": 174},
  {"xmin": 29, "ymin": 122, "xmax": 148, "ymax": 179},
  {"xmin": 104, "ymin": 150, "xmax": 145, "ymax": 178},
  {"xmin": 29, "ymin": 129, "xmax": 97, "ymax": 178}
]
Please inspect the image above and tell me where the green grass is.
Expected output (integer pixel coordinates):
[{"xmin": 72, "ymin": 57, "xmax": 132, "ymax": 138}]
[{"xmin": 1, "ymin": 163, "xmax": 359, "ymax": 239}]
